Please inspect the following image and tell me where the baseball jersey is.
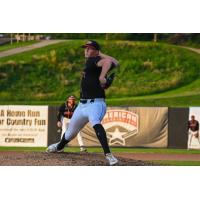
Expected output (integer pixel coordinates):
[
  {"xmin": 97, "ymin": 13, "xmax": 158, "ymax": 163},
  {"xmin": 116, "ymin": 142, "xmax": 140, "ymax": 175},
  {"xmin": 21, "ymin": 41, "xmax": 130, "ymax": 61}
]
[
  {"xmin": 80, "ymin": 56, "xmax": 105, "ymax": 99},
  {"xmin": 188, "ymin": 120, "xmax": 199, "ymax": 131},
  {"xmin": 57, "ymin": 103, "xmax": 77, "ymax": 121}
]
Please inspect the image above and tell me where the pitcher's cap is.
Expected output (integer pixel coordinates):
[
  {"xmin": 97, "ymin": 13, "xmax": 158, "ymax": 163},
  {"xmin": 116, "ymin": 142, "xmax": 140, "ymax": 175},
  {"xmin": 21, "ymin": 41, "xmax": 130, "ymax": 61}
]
[{"xmin": 81, "ymin": 40, "xmax": 100, "ymax": 50}]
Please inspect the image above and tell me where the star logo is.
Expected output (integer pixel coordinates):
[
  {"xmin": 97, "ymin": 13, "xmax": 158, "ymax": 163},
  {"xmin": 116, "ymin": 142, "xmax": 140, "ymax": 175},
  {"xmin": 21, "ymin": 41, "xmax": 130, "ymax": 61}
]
[
  {"xmin": 102, "ymin": 110, "xmax": 139, "ymax": 146},
  {"xmin": 107, "ymin": 127, "xmax": 128, "ymax": 146}
]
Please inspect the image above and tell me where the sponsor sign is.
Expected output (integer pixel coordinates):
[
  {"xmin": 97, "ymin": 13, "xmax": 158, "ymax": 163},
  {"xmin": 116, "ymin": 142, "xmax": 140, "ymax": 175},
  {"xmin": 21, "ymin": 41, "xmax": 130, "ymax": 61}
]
[{"xmin": 0, "ymin": 105, "xmax": 48, "ymax": 147}]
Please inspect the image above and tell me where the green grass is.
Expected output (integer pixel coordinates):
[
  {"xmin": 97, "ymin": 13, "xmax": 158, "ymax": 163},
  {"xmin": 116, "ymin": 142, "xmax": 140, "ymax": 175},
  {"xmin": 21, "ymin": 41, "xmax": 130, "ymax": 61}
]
[
  {"xmin": 0, "ymin": 41, "xmax": 39, "ymax": 52},
  {"xmin": 151, "ymin": 160, "xmax": 200, "ymax": 166},
  {"xmin": 0, "ymin": 146, "xmax": 45, "ymax": 152},
  {"xmin": 107, "ymin": 94, "xmax": 200, "ymax": 107},
  {"xmin": 0, "ymin": 147, "xmax": 200, "ymax": 154},
  {"xmin": 1, "ymin": 93, "xmax": 200, "ymax": 107}
]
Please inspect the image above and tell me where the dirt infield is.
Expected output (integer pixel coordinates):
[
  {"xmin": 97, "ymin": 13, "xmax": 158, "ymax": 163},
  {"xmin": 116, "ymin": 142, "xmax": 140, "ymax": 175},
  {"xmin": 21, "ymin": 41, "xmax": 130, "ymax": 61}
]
[{"xmin": 0, "ymin": 151, "xmax": 157, "ymax": 166}]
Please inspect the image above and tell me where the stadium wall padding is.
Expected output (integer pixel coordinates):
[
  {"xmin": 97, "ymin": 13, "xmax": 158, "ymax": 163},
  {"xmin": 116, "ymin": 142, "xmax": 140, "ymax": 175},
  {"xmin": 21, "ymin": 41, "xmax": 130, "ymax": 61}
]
[
  {"xmin": 46, "ymin": 106, "xmax": 190, "ymax": 148},
  {"xmin": 48, "ymin": 106, "xmax": 61, "ymax": 146},
  {"xmin": 168, "ymin": 108, "xmax": 189, "ymax": 149}
]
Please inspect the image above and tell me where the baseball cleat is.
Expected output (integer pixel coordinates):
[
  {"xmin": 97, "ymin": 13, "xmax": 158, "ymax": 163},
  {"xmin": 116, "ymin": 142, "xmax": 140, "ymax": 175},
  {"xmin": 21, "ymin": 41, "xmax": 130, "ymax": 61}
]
[
  {"xmin": 46, "ymin": 142, "xmax": 64, "ymax": 153},
  {"xmin": 105, "ymin": 153, "xmax": 118, "ymax": 166},
  {"xmin": 80, "ymin": 146, "xmax": 87, "ymax": 152}
]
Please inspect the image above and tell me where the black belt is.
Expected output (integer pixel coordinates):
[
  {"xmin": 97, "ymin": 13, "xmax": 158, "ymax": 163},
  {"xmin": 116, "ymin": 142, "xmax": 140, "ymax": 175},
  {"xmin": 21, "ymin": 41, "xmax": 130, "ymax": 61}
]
[{"xmin": 80, "ymin": 99, "xmax": 95, "ymax": 104}]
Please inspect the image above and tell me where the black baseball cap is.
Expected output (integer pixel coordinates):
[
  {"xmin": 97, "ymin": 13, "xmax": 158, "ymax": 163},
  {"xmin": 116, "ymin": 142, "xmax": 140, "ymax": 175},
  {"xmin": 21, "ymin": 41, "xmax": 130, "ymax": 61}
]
[{"xmin": 81, "ymin": 40, "xmax": 100, "ymax": 50}]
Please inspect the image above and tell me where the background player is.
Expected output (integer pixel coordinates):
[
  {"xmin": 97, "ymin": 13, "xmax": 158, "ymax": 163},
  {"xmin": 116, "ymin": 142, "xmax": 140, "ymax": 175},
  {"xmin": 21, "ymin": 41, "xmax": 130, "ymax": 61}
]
[{"xmin": 188, "ymin": 115, "xmax": 200, "ymax": 149}]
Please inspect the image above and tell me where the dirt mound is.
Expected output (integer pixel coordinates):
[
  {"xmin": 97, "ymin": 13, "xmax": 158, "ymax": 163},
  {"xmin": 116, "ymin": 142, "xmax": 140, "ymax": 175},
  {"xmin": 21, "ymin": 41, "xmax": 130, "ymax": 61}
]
[{"xmin": 0, "ymin": 151, "xmax": 157, "ymax": 166}]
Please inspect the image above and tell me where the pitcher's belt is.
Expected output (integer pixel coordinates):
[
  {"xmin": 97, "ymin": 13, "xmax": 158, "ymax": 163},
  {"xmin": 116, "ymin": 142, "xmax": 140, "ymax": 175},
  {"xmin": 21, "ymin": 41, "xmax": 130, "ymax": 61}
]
[{"xmin": 80, "ymin": 98, "xmax": 105, "ymax": 104}]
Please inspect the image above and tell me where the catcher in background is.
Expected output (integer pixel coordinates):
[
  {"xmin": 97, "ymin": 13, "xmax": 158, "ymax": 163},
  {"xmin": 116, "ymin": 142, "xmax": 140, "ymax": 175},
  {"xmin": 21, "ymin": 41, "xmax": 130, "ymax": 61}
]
[
  {"xmin": 57, "ymin": 95, "xmax": 87, "ymax": 152},
  {"xmin": 188, "ymin": 115, "xmax": 200, "ymax": 149},
  {"xmin": 47, "ymin": 40, "xmax": 119, "ymax": 165}
]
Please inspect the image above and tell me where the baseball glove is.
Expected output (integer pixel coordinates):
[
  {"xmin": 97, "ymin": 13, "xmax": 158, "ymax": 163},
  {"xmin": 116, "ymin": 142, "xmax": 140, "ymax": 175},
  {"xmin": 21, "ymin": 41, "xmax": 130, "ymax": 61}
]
[{"xmin": 102, "ymin": 72, "xmax": 115, "ymax": 89}]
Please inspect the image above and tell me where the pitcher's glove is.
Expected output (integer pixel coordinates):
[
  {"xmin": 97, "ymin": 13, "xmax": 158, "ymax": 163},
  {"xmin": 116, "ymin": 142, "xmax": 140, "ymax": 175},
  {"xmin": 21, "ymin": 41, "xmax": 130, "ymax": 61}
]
[{"xmin": 102, "ymin": 72, "xmax": 115, "ymax": 89}]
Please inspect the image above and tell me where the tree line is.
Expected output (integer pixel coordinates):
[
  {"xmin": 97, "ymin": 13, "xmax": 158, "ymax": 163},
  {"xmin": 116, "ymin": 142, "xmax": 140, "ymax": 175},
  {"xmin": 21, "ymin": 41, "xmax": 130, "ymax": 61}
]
[
  {"xmin": 43, "ymin": 33, "xmax": 200, "ymax": 44},
  {"xmin": 1, "ymin": 33, "xmax": 200, "ymax": 45}
]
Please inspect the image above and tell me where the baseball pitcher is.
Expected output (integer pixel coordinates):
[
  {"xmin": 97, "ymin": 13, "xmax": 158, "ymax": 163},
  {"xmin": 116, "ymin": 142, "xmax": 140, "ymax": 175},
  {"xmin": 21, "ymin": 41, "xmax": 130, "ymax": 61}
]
[{"xmin": 47, "ymin": 40, "xmax": 119, "ymax": 165}]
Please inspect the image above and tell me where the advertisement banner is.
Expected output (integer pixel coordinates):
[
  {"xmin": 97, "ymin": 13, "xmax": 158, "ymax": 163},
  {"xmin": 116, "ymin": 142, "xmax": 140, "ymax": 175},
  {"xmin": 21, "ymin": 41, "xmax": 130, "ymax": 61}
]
[
  {"xmin": 70, "ymin": 107, "xmax": 168, "ymax": 147},
  {"xmin": 0, "ymin": 105, "xmax": 48, "ymax": 147},
  {"xmin": 188, "ymin": 107, "xmax": 200, "ymax": 149}
]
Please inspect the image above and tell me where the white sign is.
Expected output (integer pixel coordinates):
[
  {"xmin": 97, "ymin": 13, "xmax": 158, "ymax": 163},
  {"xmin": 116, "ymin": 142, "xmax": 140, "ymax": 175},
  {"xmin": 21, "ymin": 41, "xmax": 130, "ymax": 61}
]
[{"xmin": 0, "ymin": 105, "xmax": 48, "ymax": 147}]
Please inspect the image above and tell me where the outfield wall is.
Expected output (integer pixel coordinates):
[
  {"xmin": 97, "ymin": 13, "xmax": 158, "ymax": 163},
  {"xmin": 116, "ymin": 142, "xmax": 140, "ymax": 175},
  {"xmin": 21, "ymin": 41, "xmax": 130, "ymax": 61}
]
[
  {"xmin": 66, "ymin": 107, "xmax": 168, "ymax": 148},
  {"xmin": 0, "ymin": 105, "xmax": 189, "ymax": 148},
  {"xmin": 168, "ymin": 108, "xmax": 189, "ymax": 149}
]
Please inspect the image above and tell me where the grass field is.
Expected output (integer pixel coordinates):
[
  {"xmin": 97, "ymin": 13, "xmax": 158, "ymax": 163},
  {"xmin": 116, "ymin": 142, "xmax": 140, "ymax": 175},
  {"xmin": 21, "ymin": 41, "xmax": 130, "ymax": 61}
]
[
  {"xmin": 0, "ymin": 147, "xmax": 200, "ymax": 166},
  {"xmin": 1, "ymin": 40, "xmax": 200, "ymax": 106},
  {"xmin": 2, "ymin": 92, "xmax": 200, "ymax": 106},
  {"xmin": 151, "ymin": 160, "xmax": 200, "ymax": 166},
  {"xmin": 1, "ymin": 146, "xmax": 200, "ymax": 154}
]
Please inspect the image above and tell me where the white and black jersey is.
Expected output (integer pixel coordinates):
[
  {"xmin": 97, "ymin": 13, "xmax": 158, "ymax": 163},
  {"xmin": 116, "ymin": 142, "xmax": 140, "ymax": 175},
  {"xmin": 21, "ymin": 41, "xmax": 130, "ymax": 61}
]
[{"xmin": 57, "ymin": 103, "xmax": 77, "ymax": 121}]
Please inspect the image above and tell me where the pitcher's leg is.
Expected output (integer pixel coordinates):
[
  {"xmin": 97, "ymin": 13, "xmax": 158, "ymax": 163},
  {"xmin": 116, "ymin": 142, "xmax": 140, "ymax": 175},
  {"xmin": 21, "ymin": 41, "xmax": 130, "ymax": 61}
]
[
  {"xmin": 87, "ymin": 101, "xmax": 111, "ymax": 155},
  {"xmin": 87, "ymin": 101, "xmax": 118, "ymax": 165},
  {"xmin": 93, "ymin": 124, "xmax": 110, "ymax": 155}
]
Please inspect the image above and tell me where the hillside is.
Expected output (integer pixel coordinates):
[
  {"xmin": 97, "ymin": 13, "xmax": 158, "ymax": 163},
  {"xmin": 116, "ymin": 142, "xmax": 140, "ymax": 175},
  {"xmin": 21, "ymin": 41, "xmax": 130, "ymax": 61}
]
[{"xmin": 0, "ymin": 40, "xmax": 200, "ymax": 106}]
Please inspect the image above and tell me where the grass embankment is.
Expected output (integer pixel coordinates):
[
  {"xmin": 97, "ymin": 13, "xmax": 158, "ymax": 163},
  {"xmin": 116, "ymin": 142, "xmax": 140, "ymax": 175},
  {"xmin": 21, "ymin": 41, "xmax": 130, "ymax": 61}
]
[{"xmin": 1, "ymin": 40, "xmax": 200, "ymax": 106}]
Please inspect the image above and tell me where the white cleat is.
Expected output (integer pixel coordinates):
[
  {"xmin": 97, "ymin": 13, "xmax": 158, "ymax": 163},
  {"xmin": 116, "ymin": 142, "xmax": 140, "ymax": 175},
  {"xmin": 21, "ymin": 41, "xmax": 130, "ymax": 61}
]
[
  {"xmin": 80, "ymin": 146, "xmax": 87, "ymax": 153},
  {"xmin": 46, "ymin": 142, "xmax": 64, "ymax": 153},
  {"xmin": 105, "ymin": 153, "xmax": 118, "ymax": 166}
]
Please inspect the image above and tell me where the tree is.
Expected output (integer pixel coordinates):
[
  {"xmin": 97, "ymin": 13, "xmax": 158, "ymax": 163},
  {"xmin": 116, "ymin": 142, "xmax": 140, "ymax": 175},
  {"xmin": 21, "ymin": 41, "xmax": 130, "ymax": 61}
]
[{"xmin": 153, "ymin": 33, "xmax": 157, "ymax": 42}]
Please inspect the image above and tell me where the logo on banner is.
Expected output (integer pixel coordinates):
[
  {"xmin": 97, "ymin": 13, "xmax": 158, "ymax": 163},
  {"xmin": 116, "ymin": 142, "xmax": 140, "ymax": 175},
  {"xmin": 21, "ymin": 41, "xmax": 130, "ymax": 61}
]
[{"xmin": 102, "ymin": 110, "xmax": 139, "ymax": 146}]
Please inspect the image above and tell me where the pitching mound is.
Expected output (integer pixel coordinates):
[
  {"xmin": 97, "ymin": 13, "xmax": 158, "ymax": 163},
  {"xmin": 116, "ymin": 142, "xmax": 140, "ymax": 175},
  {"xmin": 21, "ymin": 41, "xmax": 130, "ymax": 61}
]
[{"xmin": 0, "ymin": 151, "xmax": 157, "ymax": 166}]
